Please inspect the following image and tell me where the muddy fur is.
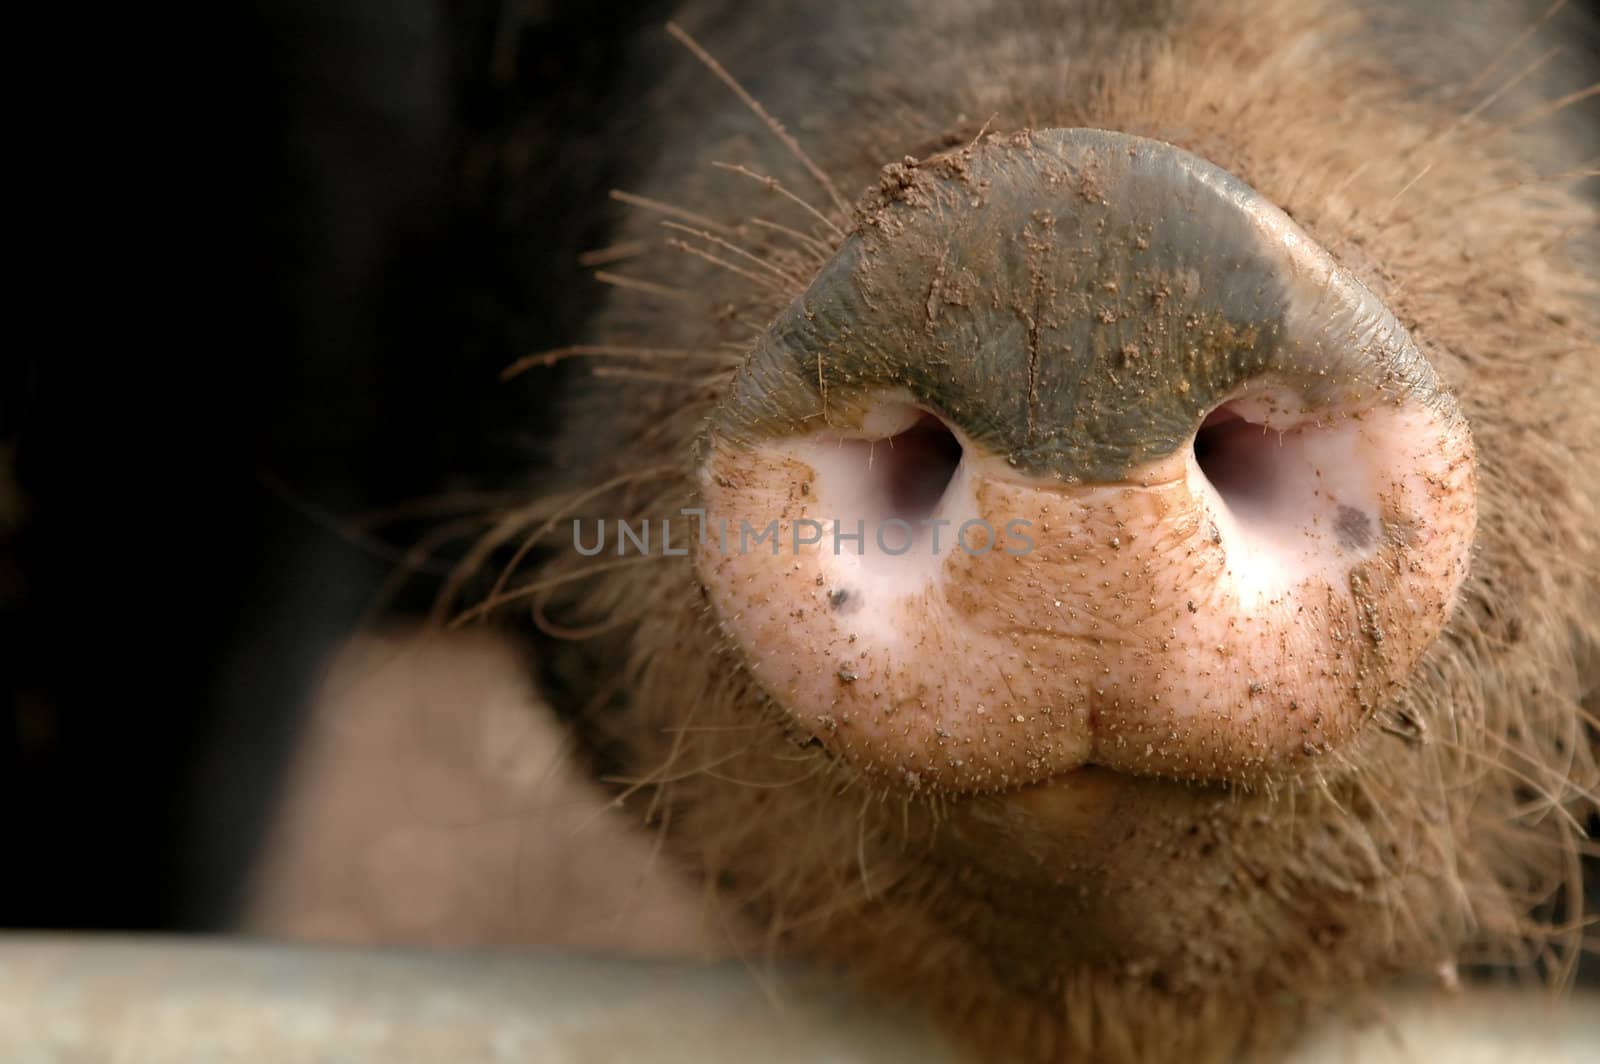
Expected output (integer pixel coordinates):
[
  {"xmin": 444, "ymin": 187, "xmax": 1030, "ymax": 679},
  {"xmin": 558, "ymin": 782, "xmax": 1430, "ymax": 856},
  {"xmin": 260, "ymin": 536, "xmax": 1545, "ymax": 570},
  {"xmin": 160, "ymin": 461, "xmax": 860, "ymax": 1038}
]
[{"xmin": 438, "ymin": 1, "xmax": 1599, "ymax": 1060}]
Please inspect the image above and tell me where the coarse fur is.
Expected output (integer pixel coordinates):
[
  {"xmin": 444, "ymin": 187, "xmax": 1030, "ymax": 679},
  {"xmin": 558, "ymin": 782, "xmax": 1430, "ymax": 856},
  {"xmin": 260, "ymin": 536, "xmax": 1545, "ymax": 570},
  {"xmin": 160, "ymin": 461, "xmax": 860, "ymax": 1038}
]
[{"xmin": 437, "ymin": 0, "xmax": 1599, "ymax": 1060}]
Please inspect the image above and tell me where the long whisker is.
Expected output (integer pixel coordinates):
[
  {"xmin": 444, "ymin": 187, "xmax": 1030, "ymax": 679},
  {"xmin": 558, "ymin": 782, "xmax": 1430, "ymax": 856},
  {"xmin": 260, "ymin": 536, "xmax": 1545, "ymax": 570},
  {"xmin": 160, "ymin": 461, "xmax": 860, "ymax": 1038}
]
[
  {"xmin": 594, "ymin": 366, "xmax": 721, "ymax": 385},
  {"xmin": 1495, "ymin": 82, "xmax": 1599, "ymax": 135},
  {"xmin": 1427, "ymin": 166, "xmax": 1600, "ymax": 218},
  {"xmin": 362, "ymin": 513, "xmax": 494, "ymax": 626},
  {"xmin": 748, "ymin": 216, "xmax": 833, "ymax": 258},
  {"xmin": 1428, "ymin": 45, "xmax": 1563, "ymax": 156},
  {"xmin": 483, "ymin": 465, "xmax": 680, "ymax": 610},
  {"xmin": 1384, "ymin": 46, "xmax": 1562, "ymax": 215},
  {"xmin": 452, "ymin": 553, "xmax": 662, "ymax": 626},
  {"xmin": 659, "ymin": 220, "xmax": 810, "ymax": 286},
  {"xmin": 666, "ymin": 21, "xmax": 851, "ymax": 219},
  {"xmin": 610, "ymin": 188, "xmax": 734, "ymax": 234},
  {"xmin": 257, "ymin": 467, "xmax": 463, "ymax": 576},
  {"xmin": 664, "ymin": 236, "xmax": 791, "ymax": 294},
  {"xmin": 713, "ymin": 161, "xmax": 846, "ymax": 238},
  {"xmin": 501, "ymin": 344, "xmax": 730, "ymax": 381},
  {"xmin": 593, "ymin": 270, "xmax": 690, "ymax": 300},
  {"xmin": 577, "ymin": 240, "xmax": 650, "ymax": 267},
  {"xmin": 1448, "ymin": 0, "xmax": 1568, "ymax": 108},
  {"xmin": 349, "ymin": 490, "xmax": 526, "ymax": 534}
]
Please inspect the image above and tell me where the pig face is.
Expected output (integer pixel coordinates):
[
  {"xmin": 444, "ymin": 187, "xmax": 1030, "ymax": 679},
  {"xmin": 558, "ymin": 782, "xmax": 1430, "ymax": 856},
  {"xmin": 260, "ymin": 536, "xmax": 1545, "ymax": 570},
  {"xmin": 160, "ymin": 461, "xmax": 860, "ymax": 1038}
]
[{"xmin": 469, "ymin": 1, "xmax": 1600, "ymax": 1059}]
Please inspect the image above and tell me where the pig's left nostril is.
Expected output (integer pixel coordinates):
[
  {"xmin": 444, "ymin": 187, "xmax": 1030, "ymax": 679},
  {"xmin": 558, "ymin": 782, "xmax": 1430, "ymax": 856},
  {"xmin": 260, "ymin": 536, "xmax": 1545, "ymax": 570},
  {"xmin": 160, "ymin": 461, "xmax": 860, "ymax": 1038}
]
[
  {"xmin": 1193, "ymin": 402, "xmax": 1276, "ymax": 508},
  {"xmin": 1189, "ymin": 390, "xmax": 1398, "ymax": 599}
]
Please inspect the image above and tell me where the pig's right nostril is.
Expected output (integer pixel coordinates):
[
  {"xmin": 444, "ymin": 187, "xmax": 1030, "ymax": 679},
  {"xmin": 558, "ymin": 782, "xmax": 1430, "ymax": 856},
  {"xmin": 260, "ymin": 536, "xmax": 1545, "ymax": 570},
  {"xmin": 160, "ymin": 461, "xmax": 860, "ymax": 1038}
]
[
  {"xmin": 876, "ymin": 414, "xmax": 963, "ymax": 522},
  {"xmin": 807, "ymin": 404, "xmax": 967, "ymax": 560}
]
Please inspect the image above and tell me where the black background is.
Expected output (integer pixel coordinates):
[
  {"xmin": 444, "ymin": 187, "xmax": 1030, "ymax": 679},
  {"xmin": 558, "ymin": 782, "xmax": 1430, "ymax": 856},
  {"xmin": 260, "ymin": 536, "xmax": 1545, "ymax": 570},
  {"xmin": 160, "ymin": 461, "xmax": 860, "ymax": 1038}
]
[{"xmin": 3, "ymin": 0, "xmax": 669, "ymax": 930}]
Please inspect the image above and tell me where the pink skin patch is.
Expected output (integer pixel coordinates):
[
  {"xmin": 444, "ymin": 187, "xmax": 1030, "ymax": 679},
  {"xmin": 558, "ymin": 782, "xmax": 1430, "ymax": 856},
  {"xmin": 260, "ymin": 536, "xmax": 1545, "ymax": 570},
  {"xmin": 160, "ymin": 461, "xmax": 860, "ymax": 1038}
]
[{"xmin": 696, "ymin": 391, "xmax": 1475, "ymax": 792}]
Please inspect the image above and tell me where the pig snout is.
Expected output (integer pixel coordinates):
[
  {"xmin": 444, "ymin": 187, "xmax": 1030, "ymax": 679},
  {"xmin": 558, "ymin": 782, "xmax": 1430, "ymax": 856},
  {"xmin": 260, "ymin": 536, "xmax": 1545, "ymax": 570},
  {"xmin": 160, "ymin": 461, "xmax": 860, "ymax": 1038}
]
[{"xmin": 695, "ymin": 129, "xmax": 1477, "ymax": 791}]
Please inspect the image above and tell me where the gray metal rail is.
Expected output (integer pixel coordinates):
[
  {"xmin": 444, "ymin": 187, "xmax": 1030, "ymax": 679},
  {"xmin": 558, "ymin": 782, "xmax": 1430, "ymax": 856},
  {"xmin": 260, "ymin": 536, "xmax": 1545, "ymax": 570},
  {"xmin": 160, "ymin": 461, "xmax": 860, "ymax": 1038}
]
[{"xmin": 2, "ymin": 936, "xmax": 1594, "ymax": 1062}]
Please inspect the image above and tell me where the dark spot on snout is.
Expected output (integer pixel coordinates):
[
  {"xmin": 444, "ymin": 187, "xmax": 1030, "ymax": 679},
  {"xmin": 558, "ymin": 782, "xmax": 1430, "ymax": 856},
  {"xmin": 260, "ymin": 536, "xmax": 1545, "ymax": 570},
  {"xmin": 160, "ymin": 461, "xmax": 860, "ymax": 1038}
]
[
  {"xmin": 829, "ymin": 587, "xmax": 853, "ymax": 609},
  {"xmin": 1334, "ymin": 505, "xmax": 1374, "ymax": 550}
]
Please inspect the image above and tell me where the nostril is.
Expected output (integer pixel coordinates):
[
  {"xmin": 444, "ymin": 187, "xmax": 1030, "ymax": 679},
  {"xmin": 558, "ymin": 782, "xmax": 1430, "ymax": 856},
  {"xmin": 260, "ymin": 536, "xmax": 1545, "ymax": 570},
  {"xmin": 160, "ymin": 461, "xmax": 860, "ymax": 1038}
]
[
  {"xmin": 882, "ymin": 414, "xmax": 963, "ymax": 521},
  {"xmin": 1193, "ymin": 402, "xmax": 1280, "ymax": 509},
  {"xmin": 1190, "ymin": 390, "xmax": 1394, "ymax": 604}
]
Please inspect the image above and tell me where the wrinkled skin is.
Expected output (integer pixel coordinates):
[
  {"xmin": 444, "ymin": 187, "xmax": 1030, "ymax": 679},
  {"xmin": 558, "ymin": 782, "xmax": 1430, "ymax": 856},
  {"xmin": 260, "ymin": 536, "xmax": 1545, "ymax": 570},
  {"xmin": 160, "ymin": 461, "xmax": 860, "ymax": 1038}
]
[{"xmin": 456, "ymin": 1, "xmax": 1600, "ymax": 1060}]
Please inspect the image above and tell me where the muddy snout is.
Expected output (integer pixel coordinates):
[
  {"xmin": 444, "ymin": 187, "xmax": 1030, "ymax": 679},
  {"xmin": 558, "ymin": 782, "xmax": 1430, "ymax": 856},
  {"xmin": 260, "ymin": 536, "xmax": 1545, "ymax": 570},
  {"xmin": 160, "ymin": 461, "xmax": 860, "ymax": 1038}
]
[{"xmin": 696, "ymin": 129, "xmax": 1476, "ymax": 792}]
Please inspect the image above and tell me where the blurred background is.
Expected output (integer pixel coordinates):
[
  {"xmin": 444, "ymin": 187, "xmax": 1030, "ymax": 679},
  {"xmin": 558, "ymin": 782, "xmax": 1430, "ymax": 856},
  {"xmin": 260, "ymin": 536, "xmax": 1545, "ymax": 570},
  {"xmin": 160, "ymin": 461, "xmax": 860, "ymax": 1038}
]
[{"xmin": 1, "ymin": 0, "xmax": 678, "ymax": 935}]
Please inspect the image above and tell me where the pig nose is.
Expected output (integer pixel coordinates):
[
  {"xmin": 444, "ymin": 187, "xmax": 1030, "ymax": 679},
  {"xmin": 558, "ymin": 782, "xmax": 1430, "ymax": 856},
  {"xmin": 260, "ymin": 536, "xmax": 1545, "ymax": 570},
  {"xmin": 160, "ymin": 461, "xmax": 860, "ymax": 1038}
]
[{"xmin": 695, "ymin": 129, "xmax": 1476, "ymax": 791}]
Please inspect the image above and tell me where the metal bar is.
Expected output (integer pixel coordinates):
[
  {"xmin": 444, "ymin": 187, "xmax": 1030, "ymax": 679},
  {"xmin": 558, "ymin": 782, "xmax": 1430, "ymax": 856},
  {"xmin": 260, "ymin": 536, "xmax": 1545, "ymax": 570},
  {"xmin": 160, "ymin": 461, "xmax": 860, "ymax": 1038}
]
[{"xmin": 2, "ymin": 935, "xmax": 1595, "ymax": 1062}]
